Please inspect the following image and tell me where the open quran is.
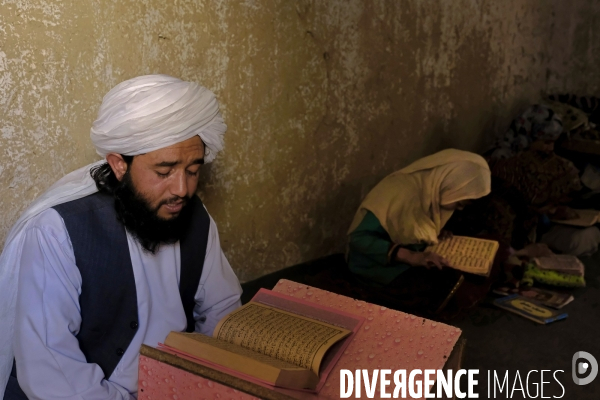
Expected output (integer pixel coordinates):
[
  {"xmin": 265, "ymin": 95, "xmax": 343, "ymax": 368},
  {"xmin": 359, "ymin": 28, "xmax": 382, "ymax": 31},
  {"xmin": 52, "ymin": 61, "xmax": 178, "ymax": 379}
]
[
  {"xmin": 160, "ymin": 289, "xmax": 363, "ymax": 391},
  {"xmin": 138, "ymin": 280, "xmax": 464, "ymax": 399},
  {"xmin": 426, "ymin": 236, "xmax": 499, "ymax": 276}
]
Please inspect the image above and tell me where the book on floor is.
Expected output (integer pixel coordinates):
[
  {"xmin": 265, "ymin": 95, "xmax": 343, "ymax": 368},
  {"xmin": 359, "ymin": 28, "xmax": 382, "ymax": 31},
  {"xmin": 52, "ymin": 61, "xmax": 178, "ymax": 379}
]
[
  {"xmin": 532, "ymin": 255, "xmax": 585, "ymax": 277},
  {"xmin": 160, "ymin": 288, "xmax": 363, "ymax": 391},
  {"xmin": 426, "ymin": 235, "xmax": 499, "ymax": 276},
  {"xmin": 551, "ymin": 209, "xmax": 600, "ymax": 227},
  {"xmin": 494, "ymin": 294, "xmax": 568, "ymax": 324},
  {"xmin": 493, "ymin": 286, "xmax": 574, "ymax": 309}
]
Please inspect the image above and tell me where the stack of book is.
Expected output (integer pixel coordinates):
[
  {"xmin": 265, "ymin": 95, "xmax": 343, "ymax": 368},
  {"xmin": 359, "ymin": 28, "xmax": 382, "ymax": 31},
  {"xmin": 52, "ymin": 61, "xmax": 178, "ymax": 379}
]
[
  {"xmin": 493, "ymin": 255, "xmax": 584, "ymax": 324},
  {"xmin": 494, "ymin": 294, "xmax": 569, "ymax": 324},
  {"xmin": 493, "ymin": 286, "xmax": 574, "ymax": 309},
  {"xmin": 531, "ymin": 255, "xmax": 585, "ymax": 278}
]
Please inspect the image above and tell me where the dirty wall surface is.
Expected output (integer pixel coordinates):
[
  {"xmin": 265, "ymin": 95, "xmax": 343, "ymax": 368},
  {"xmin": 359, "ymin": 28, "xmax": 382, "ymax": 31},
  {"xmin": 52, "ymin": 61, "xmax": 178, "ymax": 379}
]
[{"xmin": 1, "ymin": 1, "xmax": 599, "ymax": 281}]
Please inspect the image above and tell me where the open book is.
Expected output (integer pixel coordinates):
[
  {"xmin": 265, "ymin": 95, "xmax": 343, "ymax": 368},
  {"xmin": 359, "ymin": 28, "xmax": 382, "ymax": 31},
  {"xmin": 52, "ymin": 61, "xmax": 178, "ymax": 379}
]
[
  {"xmin": 426, "ymin": 236, "xmax": 499, "ymax": 276},
  {"xmin": 551, "ymin": 209, "xmax": 600, "ymax": 227},
  {"xmin": 161, "ymin": 289, "xmax": 363, "ymax": 391}
]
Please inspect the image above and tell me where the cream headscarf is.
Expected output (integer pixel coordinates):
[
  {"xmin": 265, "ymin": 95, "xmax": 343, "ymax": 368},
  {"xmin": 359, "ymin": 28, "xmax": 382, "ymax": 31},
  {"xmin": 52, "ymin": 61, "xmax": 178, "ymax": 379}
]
[
  {"xmin": 348, "ymin": 149, "xmax": 491, "ymax": 246},
  {"xmin": 0, "ymin": 74, "xmax": 226, "ymax": 396}
]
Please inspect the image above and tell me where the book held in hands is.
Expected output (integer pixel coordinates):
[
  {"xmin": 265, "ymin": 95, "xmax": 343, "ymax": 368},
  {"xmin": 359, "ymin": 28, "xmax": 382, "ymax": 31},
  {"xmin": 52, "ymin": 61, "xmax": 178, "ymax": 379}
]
[{"xmin": 427, "ymin": 235, "xmax": 499, "ymax": 277}]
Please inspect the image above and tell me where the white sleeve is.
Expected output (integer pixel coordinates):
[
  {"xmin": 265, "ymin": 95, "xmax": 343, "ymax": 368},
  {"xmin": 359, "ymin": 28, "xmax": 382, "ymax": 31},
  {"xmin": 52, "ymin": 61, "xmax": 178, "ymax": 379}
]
[
  {"xmin": 193, "ymin": 215, "xmax": 242, "ymax": 335},
  {"xmin": 14, "ymin": 217, "xmax": 134, "ymax": 399}
]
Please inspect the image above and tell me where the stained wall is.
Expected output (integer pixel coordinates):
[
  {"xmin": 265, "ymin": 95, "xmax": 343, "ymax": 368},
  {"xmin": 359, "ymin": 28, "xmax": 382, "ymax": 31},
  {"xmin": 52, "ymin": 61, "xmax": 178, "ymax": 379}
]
[{"xmin": 1, "ymin": 1, "xmax": 600, "ymax": 281}]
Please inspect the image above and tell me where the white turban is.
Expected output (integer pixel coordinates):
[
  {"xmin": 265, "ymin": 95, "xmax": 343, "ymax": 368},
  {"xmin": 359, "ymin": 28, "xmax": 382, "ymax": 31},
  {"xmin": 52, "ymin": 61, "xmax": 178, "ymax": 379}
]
[
  {"xmin": 0, "ymin": 74, "xmax": 226, "ymax": 396},
  {"xmin": 91, "ymin": 75, "xmax": 225, "ymax": 162}
]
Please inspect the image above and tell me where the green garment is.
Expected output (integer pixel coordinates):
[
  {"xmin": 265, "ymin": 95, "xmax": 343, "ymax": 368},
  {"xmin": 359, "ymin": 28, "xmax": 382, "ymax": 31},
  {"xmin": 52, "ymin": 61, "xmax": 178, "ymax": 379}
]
[{"xmin": 347, "ymin": 211, "xmax": 426, "ymax": 285}]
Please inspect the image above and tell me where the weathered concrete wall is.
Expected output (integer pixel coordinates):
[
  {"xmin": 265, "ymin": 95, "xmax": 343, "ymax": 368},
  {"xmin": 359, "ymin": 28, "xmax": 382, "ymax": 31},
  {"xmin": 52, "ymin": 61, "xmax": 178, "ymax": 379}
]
[{"xmin": 1, "ymin": 0, "xmax": 600, "ymax": 281}]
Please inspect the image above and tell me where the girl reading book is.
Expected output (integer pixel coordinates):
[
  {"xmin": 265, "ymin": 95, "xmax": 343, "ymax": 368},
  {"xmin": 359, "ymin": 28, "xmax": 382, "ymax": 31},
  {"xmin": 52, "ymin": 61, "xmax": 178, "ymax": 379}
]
[{"xmin": 345, "ymin": 149, "xmax": 505, "ymax": 319}]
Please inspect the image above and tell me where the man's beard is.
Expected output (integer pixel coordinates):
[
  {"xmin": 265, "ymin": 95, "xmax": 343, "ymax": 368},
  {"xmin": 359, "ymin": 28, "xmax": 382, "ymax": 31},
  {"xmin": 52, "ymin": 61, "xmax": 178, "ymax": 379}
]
[{"xmin": 113, "ymin": 172, "xmax": 193, "ymax": 254}]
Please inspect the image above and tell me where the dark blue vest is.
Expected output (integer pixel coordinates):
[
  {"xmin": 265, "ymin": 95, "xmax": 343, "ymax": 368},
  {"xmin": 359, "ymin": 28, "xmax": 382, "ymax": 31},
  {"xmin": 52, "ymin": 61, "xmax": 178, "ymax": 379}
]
[{"xmin": 52, "ymin": 192, "xmax": 210, "ymax": 379}]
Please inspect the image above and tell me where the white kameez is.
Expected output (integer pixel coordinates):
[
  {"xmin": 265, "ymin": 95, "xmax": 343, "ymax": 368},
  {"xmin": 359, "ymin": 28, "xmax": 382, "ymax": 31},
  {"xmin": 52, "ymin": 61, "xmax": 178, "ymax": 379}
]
[
  {"xmin": 13, "ymin": 208, "xmax": 241, "ymax": 399},
  {"xmin": 0, "ymin": 74, "xmax": 229, "ymax": 395}
]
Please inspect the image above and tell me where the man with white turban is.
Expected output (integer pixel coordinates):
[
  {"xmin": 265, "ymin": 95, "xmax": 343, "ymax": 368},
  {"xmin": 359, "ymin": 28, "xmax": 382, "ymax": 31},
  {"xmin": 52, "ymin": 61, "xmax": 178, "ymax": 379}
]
[{"xmin": 0, "ymin": 75, "xmax": 242, "ymax": 399}]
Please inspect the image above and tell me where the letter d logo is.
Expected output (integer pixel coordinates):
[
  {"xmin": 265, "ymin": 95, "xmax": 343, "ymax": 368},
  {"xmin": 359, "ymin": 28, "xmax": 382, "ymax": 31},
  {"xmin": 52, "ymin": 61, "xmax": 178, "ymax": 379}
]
[{"xmin": 572, "ymin": 351, "xmax": 598, "ymax": 385}]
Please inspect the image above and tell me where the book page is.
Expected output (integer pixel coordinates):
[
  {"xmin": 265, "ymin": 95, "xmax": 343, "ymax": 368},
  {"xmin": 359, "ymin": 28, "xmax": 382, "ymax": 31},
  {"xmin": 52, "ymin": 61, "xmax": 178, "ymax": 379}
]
[
  {"xmin": 162, "ymin": 333, "xmax": 319, "ymax": 390},
  {"xmin": 213, "ymin": 302, "xmax": 351, "ymax": 376},
  {"xmin": 551, "ymin": 209, "xmax": 600, "ymax": 227},
  {"xmin": 426, "ymin": 236, "xmax": 498, "ymax": 275},
  {"xmin": 171, "ymin": 332, "xmax": 304, "ymax": 369},
  {"xmin": 250, "ymin": 288, "xmax": 364, "ymax": 393}
]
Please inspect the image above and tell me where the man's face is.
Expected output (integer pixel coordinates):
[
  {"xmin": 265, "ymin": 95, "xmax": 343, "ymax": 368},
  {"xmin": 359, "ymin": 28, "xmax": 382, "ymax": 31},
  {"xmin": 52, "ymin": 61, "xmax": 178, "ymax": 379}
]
[{"xmin": 125, "ymin": 136, "xmax": 205, "ymax": 220}]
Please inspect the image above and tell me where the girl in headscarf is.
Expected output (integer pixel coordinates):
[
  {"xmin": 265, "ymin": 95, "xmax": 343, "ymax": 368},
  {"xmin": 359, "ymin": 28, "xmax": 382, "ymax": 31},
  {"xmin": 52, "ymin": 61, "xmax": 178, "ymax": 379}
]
[{"xmin": 346, "ymin": 149, "xmax": 494, "ymax": 317}]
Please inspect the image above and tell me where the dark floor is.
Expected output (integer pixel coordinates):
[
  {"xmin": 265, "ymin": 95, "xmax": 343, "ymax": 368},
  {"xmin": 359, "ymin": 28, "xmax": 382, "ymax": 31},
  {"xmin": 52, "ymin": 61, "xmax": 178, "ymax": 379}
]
[{"xmin": 241, "ymin": 252, "xmax": 600, "ymax": 399}]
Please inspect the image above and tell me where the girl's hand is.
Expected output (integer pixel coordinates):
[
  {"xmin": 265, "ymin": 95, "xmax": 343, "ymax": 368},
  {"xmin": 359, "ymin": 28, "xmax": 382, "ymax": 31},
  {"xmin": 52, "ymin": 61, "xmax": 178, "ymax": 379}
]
[
  {"xmin": 413, "ymin": 252, "xmax": 451, "ymax": 270},
  {"xmin": 396, "ymin": 248, "xmax": 450, "ymax": 270}
]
